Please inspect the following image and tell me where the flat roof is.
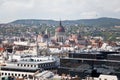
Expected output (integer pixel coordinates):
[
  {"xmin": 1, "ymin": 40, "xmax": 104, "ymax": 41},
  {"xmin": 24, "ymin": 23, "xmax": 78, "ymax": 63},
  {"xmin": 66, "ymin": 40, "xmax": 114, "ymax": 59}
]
[
  {"xmin": 62, "ymin": 57, "xmax": 120, "ymax": 63},
  {"xmin": 7, "ymin": 60, "xmax": 55, "ymax": 65}
]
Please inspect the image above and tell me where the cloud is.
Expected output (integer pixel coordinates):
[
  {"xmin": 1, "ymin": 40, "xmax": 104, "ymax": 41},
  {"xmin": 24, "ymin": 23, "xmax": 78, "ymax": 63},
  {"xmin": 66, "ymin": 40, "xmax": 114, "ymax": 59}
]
[
  {"xmin": 80, "ymin": 12, "xmax": 98, "ymax": 19},
  {"xmin": 0, "ymin": 0, "xmax": 120, "ymax": 23}
]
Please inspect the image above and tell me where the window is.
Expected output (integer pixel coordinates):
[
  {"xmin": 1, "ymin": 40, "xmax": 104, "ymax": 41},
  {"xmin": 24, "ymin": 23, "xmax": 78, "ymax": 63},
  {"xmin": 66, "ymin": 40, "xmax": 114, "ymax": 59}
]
[
  {"xmin": 8, "ymin": 73, "xmax": 10, "ymax": 75},
  {"xmin": 5, "ymin": 73, "xmax": 7, "ymax": 75},
  {"xmin": 22, "ymin": 74, "xmax": 24, "ymax": 77},
  {"xmin": 39, "ymin": 65, "xmax": 41, "ymax": 67},
  {"xmin": 41, "ymin": 64, "xmax": 42, "ymax": 67},
  {"xmin": 25, "ymin": 74, "xmax": 27, "ymax": 77},
  {"xmin": 42, "ymin": 64, "xmax": 44, "ymax": 67},
  {"xmin": 2, "ymin": 73, "xmax": 4, "ymax": 75},
  {"xmin": 15, "ymin": 74, "xmax": 17, "ymax": 76},
  {"xmin": 12, "ymin": 73, "xmax": 14, "ymax": 76}
]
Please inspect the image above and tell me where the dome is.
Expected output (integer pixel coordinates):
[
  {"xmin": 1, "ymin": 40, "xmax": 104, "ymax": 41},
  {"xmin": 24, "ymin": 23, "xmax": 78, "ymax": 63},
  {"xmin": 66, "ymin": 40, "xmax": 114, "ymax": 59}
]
[
  {"xmin": 55, "ymin": 26, "xmax": 65, "ymax": 32},
  {"xmin": 55, "ymin": 21, "xmax": 65, "ymax": 32}
]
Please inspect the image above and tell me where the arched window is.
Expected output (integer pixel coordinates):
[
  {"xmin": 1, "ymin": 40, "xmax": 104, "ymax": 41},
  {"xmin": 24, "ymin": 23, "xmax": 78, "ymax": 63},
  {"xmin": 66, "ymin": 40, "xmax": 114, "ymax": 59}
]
[
  {"xmin": 5, "ymin": 73, "xmax": 7, "ymax": 75},
  {"xmin": 15, "ymin": 74, "xmax": 17, "ymax": 76},
  {"xmin": 22, "ymin": 74, "xmax": 24, "ymax": 77},
  {"xmin": 2, "ymin": 73, "xmax": 4, "ymax": 75},
  {"xmin": 11, "ymin": 73, "xmax": 14, "ymax": 76}
]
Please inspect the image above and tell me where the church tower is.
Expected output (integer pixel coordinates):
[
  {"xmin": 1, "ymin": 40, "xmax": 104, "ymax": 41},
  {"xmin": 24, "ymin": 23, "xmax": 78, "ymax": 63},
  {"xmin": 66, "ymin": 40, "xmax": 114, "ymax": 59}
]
[{"xmin": 55, "ymin": 21, "xmax": 66, "ymax": 43}]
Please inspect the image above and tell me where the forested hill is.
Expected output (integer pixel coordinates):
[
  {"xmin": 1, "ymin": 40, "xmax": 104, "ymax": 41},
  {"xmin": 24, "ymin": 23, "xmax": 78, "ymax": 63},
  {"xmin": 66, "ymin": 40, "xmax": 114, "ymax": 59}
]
[{"xmin": 2, "ymin": 17, "xmax": 120, "ymax": 27}]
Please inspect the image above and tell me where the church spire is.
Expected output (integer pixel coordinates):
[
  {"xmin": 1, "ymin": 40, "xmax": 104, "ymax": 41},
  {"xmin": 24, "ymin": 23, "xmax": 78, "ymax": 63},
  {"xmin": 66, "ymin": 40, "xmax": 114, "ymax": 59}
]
[
  {"xmin": 55, "ymin": 20, "xmax": 65, "ymax": 32},
  {"xmin": 59, "ymin": 20, "xmax": 62, "ymax": 27}
]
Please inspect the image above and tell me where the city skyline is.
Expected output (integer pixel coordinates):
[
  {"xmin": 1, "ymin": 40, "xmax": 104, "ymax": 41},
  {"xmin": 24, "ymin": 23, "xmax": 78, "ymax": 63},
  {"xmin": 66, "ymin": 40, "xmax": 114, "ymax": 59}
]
[{"xmin": 0, "ymin": 0, "xmax": 120, "ymax": 23}]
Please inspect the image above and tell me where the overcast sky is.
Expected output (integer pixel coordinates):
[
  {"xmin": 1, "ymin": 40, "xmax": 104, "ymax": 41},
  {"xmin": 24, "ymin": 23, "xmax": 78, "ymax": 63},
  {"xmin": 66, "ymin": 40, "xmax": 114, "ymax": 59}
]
[{"xmin": 0, "ymin": 0, "xmax": 120, "ymax": 23}]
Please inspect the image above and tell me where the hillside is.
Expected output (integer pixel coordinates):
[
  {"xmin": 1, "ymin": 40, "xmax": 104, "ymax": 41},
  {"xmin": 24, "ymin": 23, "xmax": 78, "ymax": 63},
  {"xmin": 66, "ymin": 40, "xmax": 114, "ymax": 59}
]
[{"xmin": 1, "ymin": 17, "xmax": 120, "ymax": 27}]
